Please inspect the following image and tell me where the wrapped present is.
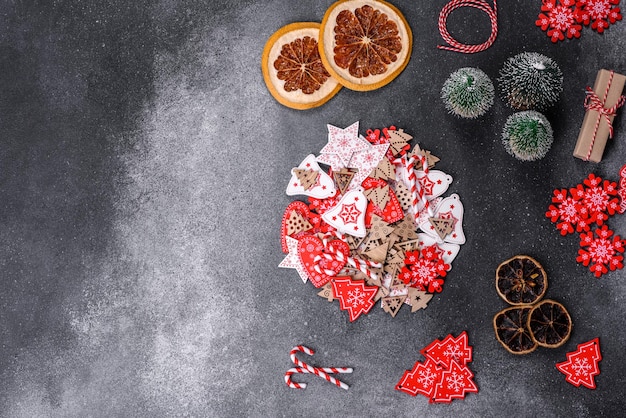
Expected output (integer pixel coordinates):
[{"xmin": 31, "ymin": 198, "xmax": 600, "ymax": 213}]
[{"xmin": 573, "ymin": 69, "xmax": 626, "ymax": 163}]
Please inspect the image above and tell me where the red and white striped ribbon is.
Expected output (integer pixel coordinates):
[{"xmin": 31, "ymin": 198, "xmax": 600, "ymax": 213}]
[
  {"xmin": 438, "ymin": 0, "xmax": 498, "ymax": 54},
  {"xmin": 583, "ymin": 70, "xmax": 626, "ymax": 160},
  {"xmin": 285, "ymin": 345, "xmax": 352, "ymax": 390}
]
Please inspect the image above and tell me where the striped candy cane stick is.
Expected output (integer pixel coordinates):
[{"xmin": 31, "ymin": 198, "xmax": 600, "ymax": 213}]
[
  {"xmin": 285, "ymin": 346, "xmax": 352, "ymax": 390},
  {"xmin": 313, "ymin": 252, "xmax": 381, "ymax": 282},
  {"xmin": 403, "ymin": 155, "xmax": 434, "ymax": 220},
  {"xmin": 314, "ymin": 236, "xmax": 382, "ymax": 281},
  {"xmin": 414, "ymin": 154, "xmax": 435, "ymax": 218}
]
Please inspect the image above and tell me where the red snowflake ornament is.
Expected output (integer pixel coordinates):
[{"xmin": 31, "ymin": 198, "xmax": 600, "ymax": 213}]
[
  {"xmin": 570, "ymin": 173, "xmax": 620, "ymax": 225},
  {"xmin": 576, "ymin": 0, "xmax": 622, "ymax": 33},
  {"xmin": 546, "ymin": 188, "xmax": 593, "ymax": 235},
  {"xmin": 556, "ymin": 338, "xmax": 602, "ymax": 389},
  {"xmin": 536, "ymin": 0, "xmax": 583, "ymax": 42},
  {"xmin": 398, "ymin": 245, "xmax": 450, "ymax": 293},
  {"xmin": 331, "ymin": 278, "xmax": 378, "ymax": 322},
  {"xmin": 577, "ymin": 225, "xmax": 625, "ymax": 277}
]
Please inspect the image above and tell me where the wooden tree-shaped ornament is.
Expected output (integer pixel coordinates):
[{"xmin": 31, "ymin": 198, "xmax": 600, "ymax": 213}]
[
  {"xmin": 333, "ymin": 168, "xmax": 355, "ymax": 195},
  {"xmin": 293, "ymin": 168, "xmax": 319, "ymax": 191},
  {"xmin": 386, "ymin": 129, "xmax": 412, "ymax": 156},
  {"xmin": 287, "ymin": 210, "xmax": 313, "ymax": 235}
]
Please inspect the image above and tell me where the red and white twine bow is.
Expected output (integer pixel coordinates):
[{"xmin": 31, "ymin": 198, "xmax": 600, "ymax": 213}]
[
  {"xmin": 284, "ymin": 345, "xmax": 352, "ymax": 390},
  {"xmin": 438, "ymin": 0, "xmax": 498, "ymax": 54},
  {"xmin": 583, "ymin": 70, "xmax": 626, "ymax": 160}
]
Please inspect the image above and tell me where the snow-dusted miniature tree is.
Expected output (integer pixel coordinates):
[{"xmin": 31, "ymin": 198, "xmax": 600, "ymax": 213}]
[
  {"xmin": 441, "ymin": 67, "xmax": 495, "ymax": 118},
  {"xmin": 498, "ymin": 52, "xmax": 563, "ymax": 111},
  {"xmin": 502, "ymin": 111, "xmax": 554, "ymax": 161}
]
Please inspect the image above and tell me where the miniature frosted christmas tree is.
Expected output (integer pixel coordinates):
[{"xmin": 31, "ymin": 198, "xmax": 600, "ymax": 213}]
[
  {"xmin": 498, "ymin": 52, "xmax": 563, "ymax": 111},
  {"xmin": 502, "ymin": 111, "xmax": 554, "ymax": 161},
  {"xmin": 441, "ymin": 67, "xmax": 495, "ymax": 118}
]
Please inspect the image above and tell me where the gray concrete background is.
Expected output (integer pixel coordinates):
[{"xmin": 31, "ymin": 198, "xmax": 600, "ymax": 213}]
[{"xmin": 0, "ymin": 0, "xmax": 624, "ymax": 416}]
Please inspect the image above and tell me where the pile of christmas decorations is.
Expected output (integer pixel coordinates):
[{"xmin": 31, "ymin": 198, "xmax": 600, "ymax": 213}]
[{"xmin": 279, "ymin": 122, "xmax": 466, "ymax": 321}]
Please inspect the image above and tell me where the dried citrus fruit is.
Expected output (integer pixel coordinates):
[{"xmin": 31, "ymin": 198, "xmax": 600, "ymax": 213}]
[
  {"xmin": 493, "ymin": 306, "xmax": 538, "ymax": 355},
  {"xmin": 319, "ymin": 0, "xmax": 412, "ymax": 91},
  {"xmin": 496, "ymin": 255, "xmax": 547, "ymax": 305},
  {"xmin": 528, "ymin": 299, "xmax": 572, "ymax": 348},
  {"xmin": 262, "ymin": 22, "xmax": 342, "ymax": 110}
]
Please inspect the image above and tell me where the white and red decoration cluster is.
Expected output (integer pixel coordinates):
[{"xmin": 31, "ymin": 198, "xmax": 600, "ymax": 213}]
[
  {"xmin": 279, "ymin": 122, "xmax": 466, "ymax": 322},
  {"xmin": 546, "ymin": 169, "xmax": 626, "ymax": 277},
  {"xmin": 536, "ymin": 0, "xmax": 622, "ymax": 42},
  {"xmin": 396, "ymin": 332, "xmax": 478, "ymax": 403}
]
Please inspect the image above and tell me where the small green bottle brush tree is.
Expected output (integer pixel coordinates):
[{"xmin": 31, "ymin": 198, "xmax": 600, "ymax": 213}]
[
  {"xmin": 502, "ymin": 110, "xmax": 554, "ymax": 161},
  {"xmin": 441, "ymin": 67, "xmax": 494, "ymax": 118},
  {"xmin": 498, "ymin": 52, "xmax": 563, "ymax": 111}
]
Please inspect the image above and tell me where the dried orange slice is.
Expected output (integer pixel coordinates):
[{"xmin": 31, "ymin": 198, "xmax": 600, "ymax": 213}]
[
  {"xmin": 262, "ymin": 22, "xmax": 342, "ymax": 110},
  {"xmin": 528, "ymin": 299, "xmax": 572, "ymax": 348},
  {"xmin": 493, "ymin": 306, "xmax": 538, "ymax": 355},
  {"xmin": 496, "ymin": 255, "xmax": 547, "ymax": 306},
  {"xmin": 319, "ymin": 0, "xmax": 412, "ymax": 91}
]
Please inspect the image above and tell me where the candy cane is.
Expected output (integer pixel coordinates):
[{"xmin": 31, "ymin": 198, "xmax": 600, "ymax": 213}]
[
  {"xmin": 313, "ymin": 237, "xmax": 382, "ymax": 281},
  {"xmin": 285, "ymin": 345, "xmax": 352, "ymax": 390},
  {"xmin": 397, "ymin": 154, "xmax": 434, "ymax": 220},
  {"xmin": 415, "ymin": 154, "xmax": 434, "ymax": 218}
]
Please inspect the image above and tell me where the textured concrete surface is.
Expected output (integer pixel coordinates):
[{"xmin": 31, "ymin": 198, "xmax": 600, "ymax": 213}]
[{"xmin": 0, "ymin": 0, "xmax": 624, "ymax": 416}]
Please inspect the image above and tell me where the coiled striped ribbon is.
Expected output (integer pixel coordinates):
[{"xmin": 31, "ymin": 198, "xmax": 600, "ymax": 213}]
[{"xmin": 438, "ymin": 0, "xmax": 498, "ymax": 54}]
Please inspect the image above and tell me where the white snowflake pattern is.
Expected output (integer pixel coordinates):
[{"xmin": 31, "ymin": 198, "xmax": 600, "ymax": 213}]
[
  {"xmin": 346, "ymin": 288, "xmax": 365, "ymax": 308},
  {"xmin": 417, "ymin": 368, "xmax": 437, "ymax": 388},
  {"xmin": 584, "ymin": 186, "xmax": 609, "ymax": 213},
  {"xmin": 589, "ymin": 238, "xmax": 615, "ymax": 264},
  {"xmin": 558, "ymin": 198, "xmax": 581, "ymax": 222},
  {"xmin": 443, "ymin": 343, "xmax": 462, "ymax": 360},
  {"xmin": 446, "ymin": 372, "xmax": 465, "ymax": 392},
  {"xmin": 589, "ymin": 0, "xmax": 612, "ymax": 20},
  {"xmin": 572, "ymin": 358, "xmax": 592, "ymax": 376}
]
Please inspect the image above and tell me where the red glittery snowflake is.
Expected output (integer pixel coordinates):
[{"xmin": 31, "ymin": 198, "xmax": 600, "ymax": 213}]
[
  {"xmin": 576, "ymin": 0, "xmax": 622, "ymax": 33},
  {"xmin": 399, "ymin": 245, "xmax": 450, "ymax": 293},
  {"xmin": 546, "ymin": 189, "xmax": 593, "ymax": 235},
  {"xmin": 570, "ymin": 173, "xmax": 620, "ymax": 226},
  {"xmin": 536, "ymin": 0, "xmax": 583, "ymax": 42},
  {"xmin": 577, "ymin": 225, "xmax": 625, "ymax": 277}
]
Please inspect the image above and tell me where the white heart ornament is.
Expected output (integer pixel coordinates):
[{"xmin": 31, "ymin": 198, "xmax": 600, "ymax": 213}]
[
  {"xmin": 286, "ymin": 154, "xmax": 336, "ymax": 199},
  {"xmin": 416, "ymin": 233, "xmax": 461, "ymax": 265},
  {"xmin": 322, "ymin": 189, "xmax": 368, "ymax": 237},
  {"xmin": 418, "ymin": 193, "xmax": 465, "ymax": 244}
]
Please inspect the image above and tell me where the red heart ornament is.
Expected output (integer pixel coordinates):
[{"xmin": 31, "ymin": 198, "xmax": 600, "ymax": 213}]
[
  {"xmin": 297, "ymin": 235, "xmax": 350, "ymax": 288},
  {"xmin": 281, "ymin": 201, "xmax": 313, "ymax": 253},
  {"xmin": 363, "ymin": 177, "xmax": 404, "ymax": 225}
]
